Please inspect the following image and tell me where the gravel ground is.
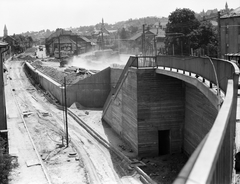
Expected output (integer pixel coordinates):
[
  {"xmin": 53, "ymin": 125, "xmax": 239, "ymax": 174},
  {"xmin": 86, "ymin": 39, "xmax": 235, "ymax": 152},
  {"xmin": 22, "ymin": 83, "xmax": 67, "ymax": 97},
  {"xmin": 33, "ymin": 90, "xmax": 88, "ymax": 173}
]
[{"xmin": 15, "ymin": 50, "xmax": 188, "ymax": 183}]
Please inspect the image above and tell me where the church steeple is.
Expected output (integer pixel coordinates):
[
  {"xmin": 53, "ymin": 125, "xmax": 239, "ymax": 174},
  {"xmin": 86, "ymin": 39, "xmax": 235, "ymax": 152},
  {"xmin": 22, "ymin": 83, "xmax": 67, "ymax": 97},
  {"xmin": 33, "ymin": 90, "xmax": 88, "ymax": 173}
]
[
  {"xmin": 3, "ymin": 25, "xmax": 8, "ymax": 37},
  {"xmin": 225, "ymin": 2, "xmax": 229, "ymax": 11}
]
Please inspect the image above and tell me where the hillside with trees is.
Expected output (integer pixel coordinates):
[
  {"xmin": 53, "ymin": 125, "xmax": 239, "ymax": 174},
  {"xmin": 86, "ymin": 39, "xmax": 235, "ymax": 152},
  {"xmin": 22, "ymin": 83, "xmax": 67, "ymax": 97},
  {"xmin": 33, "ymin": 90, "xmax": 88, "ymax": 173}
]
[{"xmin": 21, "ymin": 16, "xmax": 168, "ymax": 40}]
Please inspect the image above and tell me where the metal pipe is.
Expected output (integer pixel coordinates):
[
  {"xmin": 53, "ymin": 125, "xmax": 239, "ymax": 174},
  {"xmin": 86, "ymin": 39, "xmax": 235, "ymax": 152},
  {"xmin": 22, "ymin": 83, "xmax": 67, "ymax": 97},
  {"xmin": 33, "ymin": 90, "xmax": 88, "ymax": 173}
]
[{"xmin": 205, "ymin": 55, "xmax": 220, "ymax": 110}]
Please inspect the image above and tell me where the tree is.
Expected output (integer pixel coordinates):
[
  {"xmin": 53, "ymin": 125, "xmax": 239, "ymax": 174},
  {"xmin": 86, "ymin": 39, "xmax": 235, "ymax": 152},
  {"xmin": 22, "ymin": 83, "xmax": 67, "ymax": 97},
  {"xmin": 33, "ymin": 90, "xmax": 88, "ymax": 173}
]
[
  {"xmin": 165, "ymin": 8, "xmax": 200, "ymax": 55},
  {"xmin": 119, "ymin": 28, "xmax": 128, "ymax": 40},
  {"xmin": 165, "ymin": 8, "xmax": 218, "ymax": 56},
  {"xmin": 0, "ymin": 137, "xmax": 18, "ymax": 184},
  {"xmin": 128, "ymin": 26, "xmax": 138, "ymax": 36},
  {"xmin": 197, "ymin": 21, "xmax": 218, "ymax": 57}
]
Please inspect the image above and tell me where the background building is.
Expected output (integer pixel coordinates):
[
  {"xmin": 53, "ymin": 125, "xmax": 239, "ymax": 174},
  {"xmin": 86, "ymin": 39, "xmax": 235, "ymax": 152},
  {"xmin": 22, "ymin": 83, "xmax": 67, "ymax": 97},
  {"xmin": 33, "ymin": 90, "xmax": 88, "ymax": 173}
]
[{"xmin": 220, "ymin": 6, "xmax": 240, "ymax": 64}]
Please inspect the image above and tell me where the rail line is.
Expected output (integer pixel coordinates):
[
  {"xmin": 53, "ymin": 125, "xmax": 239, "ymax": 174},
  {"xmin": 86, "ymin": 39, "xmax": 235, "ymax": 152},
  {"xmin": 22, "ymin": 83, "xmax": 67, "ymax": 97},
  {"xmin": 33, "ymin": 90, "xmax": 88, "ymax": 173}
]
[
  {"xmin": 22, "ymin": 62, "xmax": 118, "ymax": 184},
  {"xmin": 10, "ymin": 61, "xmax": 105, "ymax": 184},
  {"xmin": 8, "ymin": 62, "xmax": 52, "ymax": 184},
  {"xmin": 23, "ymin": 62, "xmax": 156, "ymax": 184}
]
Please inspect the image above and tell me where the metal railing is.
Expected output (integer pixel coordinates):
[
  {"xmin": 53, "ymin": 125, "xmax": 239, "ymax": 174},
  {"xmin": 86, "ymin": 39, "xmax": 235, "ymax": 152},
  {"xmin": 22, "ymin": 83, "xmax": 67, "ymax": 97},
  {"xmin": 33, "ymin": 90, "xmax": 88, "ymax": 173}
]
[
  {"xmin": 154, "ymin": 55, "xmax": 239, "ymax": 184},
  {"xmin": 102, "ymin": 54, "xmax": 239, "ymax": 183},
  {"xmin": 131, "ymin": 56, "xmax": 156, "ymax": 68},
  {"xmin": 155, "ymin": 55, "xmax": 239, "ymax": 94},
  {"xmin": 102, "ymin": 56, "xmax": 157, "ymax": 116}
]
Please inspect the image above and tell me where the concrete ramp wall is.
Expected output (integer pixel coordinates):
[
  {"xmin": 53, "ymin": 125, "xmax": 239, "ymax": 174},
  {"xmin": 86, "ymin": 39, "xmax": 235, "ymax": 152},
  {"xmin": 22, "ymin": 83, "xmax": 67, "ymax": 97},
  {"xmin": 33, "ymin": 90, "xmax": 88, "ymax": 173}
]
[{"xmin": 103, "ymin": 67, "xmax": 219, "ymax": 157}]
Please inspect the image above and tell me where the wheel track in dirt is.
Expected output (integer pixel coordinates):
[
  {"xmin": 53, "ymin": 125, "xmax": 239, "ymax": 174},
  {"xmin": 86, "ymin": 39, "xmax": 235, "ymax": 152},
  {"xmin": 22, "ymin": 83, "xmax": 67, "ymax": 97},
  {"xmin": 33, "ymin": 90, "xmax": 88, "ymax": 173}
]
[
  {"xmin": 8, "ymin": 61, "xmax": 94, "ymax": 184},
  {"xmin": 7, "ymin": 61, "xmax": 52, "ymax": 184},
  {"xmin": 12, "ymin": 60, "xmax": 123, "ymax": 184},
  {"xmin": 23, "ymin": 61, "xmax": 157, "ymax": 184}
]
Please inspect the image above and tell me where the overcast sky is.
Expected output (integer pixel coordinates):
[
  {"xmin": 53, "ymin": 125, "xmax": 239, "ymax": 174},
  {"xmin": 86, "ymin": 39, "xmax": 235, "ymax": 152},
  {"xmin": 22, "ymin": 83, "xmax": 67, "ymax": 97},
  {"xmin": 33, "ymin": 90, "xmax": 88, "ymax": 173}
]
[{"xmin": 1, "ymin": 0, "xmax": 239, "ymax": 36}]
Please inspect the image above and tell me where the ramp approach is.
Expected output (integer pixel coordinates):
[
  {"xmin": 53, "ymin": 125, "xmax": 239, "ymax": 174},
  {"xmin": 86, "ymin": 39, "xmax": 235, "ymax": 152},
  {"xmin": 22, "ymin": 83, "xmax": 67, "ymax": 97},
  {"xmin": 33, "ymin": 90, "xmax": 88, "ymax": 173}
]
[{"xmin": 102, "ymin": 55, "xmax": 239, "ymax": 184}]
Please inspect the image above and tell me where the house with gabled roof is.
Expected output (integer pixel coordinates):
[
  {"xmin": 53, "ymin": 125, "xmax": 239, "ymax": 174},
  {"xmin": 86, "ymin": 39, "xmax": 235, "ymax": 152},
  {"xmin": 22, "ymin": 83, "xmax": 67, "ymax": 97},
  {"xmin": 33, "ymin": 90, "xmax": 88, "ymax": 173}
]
[
  {"xmin": 45, "ymin": 28, "xmax": 92, "ymax": 58},
  {"xmin": 128, "ymin": 27, "xmax": 165, "ymax": 55}
]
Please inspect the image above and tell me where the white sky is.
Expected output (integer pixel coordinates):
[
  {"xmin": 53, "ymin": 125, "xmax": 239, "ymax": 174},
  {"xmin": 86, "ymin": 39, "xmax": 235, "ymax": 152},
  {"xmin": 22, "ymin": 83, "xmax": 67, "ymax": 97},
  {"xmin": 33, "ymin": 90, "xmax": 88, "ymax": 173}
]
[{"xmin": 1, "ymin": 0, "xmax": 240, "ymax": 36}]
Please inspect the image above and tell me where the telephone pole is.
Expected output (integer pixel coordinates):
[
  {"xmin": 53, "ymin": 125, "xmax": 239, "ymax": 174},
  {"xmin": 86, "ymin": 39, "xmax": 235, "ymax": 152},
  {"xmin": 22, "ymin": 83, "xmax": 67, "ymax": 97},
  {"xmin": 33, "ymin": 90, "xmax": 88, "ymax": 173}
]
[
  {"xmin": 217, "ymin": 11, "xmax": 222, "ymax": 58},
  {"xmin": 64, "ymin": 77, "xmax": 69, "ymax": 147}
]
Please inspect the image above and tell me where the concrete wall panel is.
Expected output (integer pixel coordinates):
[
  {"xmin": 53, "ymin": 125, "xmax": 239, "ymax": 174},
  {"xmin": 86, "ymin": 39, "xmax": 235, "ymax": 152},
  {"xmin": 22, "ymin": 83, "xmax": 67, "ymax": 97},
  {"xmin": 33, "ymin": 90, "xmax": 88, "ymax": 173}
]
[
  {"xmin": 137, "ymin": 69, "xmax": 185, "ymax": 156},
  {"xmin": 184, "ymin": 83, "xmax": 218, "ymax": 156},
  {"xmin": 24, "ymin": 63, "xmax": 116, "ymax": 108},
  {"xmin": 103, "ymin": 69, "xmax": 138, "ymax": 153}
]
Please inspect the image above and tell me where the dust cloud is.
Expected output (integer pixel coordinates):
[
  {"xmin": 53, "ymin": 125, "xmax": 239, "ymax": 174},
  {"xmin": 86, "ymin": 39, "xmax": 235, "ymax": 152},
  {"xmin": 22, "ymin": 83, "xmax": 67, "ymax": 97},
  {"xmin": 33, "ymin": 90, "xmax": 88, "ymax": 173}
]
[{"xmin": 69, "ymin": 51, "xmax": 132, "ymax": 71}]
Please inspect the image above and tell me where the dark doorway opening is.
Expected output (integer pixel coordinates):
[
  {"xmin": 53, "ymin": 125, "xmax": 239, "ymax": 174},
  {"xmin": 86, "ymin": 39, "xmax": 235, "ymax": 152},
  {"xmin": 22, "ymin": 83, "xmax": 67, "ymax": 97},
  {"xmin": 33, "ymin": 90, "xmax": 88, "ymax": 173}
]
[{"xmin": 158, "ymin": 130, "xmax": 170, "ymax": 155}]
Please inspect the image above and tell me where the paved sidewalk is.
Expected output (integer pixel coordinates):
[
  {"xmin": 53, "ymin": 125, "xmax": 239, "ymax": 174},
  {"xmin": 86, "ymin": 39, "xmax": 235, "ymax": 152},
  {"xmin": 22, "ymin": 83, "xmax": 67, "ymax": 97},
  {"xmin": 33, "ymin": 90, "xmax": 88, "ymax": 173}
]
[{"xmin": 6, "ymin": 79, "xmax": 48, "ymax": 184}]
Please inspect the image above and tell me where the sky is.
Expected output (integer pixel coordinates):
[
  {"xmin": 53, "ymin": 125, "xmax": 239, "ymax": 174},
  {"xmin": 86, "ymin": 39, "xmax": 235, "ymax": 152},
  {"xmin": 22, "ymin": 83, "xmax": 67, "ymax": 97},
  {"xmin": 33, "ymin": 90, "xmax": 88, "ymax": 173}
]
[{"xmin": 0, "ymin": 0, "xmax": 240, "ymax": 36}]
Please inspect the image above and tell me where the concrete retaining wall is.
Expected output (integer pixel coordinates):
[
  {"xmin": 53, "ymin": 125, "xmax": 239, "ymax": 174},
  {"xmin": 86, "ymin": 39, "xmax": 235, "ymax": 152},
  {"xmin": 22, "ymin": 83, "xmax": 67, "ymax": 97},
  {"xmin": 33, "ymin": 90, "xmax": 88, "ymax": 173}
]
[
  {"xmin": 66, "ymin": 67, "xmax": 111, "ymax": 108},
  {"xmin": 184, "ymin": 83, "xmax": 218, "ymax": 156},
  {"xmin": 137, "ymin": 69, "xmax": 185, "ymax": 156},
  {"xmin": 24, "ymin": 62, "xmax": 122, "ymax": 108},
  {"xmin": 103, "ymin": 68, "xmax": 219, "ymax": 157},
  {"xmin": 104, "ymin": 68, "xmax": 138, "ymax": 153}
]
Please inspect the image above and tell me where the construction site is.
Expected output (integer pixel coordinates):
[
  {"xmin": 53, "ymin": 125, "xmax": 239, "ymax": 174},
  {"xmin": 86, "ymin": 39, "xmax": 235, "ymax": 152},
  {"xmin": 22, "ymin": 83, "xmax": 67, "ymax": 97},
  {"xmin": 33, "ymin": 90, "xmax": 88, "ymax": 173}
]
[{"xmin": 1, "ymin": 18, "xmax": 239, "ymax": 184}]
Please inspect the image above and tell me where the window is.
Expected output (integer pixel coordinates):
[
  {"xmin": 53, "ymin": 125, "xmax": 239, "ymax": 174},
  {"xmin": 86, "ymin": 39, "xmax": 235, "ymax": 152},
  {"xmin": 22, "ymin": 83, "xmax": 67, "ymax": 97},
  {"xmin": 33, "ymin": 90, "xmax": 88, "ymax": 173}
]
[{"xmin": 238, "ymin": 24, "xmax": 240, "ymax": 35}]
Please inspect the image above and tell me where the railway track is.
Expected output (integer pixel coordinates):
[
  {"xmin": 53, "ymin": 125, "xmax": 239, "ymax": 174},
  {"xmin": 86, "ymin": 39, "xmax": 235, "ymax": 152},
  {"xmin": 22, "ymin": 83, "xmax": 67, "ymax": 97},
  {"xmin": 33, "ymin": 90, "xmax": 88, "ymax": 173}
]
[
  {"xmin": 7, "ymin": 61, "xmax": 52, "ymax": 184},
  {"xmin": 23, "ymin": 61, "xmax": 156, "ymax": 184},
  {"xmin": 9, "ymin": 60, "xmax": 129, "ymax": 184}
]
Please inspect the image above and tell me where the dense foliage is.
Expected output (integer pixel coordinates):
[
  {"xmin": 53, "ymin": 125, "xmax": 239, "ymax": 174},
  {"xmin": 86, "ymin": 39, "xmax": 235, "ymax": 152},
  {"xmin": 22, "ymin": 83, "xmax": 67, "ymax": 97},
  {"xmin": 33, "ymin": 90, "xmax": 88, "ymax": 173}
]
[
  {"xmin": 165, "ymin": 8, "xmax": 218, "ymax": 56},
  {"xmin": 0, "ymin": 137, "xmax": 18, "ymax": 184}
]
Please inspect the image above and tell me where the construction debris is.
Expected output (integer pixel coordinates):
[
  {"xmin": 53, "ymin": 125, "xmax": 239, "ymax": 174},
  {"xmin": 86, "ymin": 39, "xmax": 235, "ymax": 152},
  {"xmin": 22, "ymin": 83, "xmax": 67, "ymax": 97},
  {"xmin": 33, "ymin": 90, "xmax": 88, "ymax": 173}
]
[{"xmin": 22, "ymin": 110, "xmax": 33, "ymax": 117}]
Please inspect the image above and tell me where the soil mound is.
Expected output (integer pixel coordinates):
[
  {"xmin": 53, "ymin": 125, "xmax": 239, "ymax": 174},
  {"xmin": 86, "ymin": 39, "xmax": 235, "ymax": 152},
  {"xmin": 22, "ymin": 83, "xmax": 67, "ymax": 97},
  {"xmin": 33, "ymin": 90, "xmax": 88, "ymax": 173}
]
[
  {"xmin": 30, "ymin": 61, "xmax": 88, "ymax": 85},
  {"xmin": 70, "ymin": 102, "xmax": 86, "ymax": 110},
  {"xmin": 18, "ymin": 54, "xmax": 36, "ymax": 60}
]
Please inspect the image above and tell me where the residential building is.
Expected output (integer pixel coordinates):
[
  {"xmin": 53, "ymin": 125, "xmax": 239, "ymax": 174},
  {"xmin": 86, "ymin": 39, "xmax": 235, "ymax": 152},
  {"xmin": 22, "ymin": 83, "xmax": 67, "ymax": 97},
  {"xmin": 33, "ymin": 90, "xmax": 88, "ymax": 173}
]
[
  {"xmin": 129, "ymin": 26, "xmax": 165, "ymax": 55},
  {"xmin": 45, "ymin": 28, "xmax": 92, "ymax": 58},
  {"xmin": 91, "ymin": 19, "xmax": 118, "ymax": 50},
  {"xmin": 220, "ymin": 6, "xmax": 240, "ymax": 64}
]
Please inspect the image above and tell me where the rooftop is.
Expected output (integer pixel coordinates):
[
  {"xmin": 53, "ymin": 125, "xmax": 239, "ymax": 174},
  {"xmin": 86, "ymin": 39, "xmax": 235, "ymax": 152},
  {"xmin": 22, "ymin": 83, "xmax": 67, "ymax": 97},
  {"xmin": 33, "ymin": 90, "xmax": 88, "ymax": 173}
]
[
  {"xmin": 0, "ymin": 41, "xmax": 8, "ymax": 48},
  {"xmin": 221, "ymin": 6, "xmax": 240, "ymax": 18}
]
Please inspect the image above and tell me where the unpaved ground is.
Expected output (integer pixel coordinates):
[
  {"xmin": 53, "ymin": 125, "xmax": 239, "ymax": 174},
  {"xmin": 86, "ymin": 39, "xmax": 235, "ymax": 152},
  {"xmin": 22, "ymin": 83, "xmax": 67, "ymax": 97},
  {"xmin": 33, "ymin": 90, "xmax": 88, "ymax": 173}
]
[
  {"xmin": 69, "ymin": 106, "xmax": 188, "ymax": 184},
  {"xmin": 6, "ymin": 59, "xmax": 89, "ymax": 184},
  {"xmin": 7, "ymin": 56, "xmax": 142, "ymax": 184},
  {"xmin": 12, "ymin": 50, "xmax": 188, "ymax": 184}
]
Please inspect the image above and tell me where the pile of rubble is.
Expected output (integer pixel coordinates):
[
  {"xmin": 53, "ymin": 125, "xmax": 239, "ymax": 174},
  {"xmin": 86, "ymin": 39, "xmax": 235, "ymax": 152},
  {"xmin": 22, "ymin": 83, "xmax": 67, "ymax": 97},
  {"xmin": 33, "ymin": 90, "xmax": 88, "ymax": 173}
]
[{"xmin": 30, "ymin": 61, "xmax": 95, "ymax": 85}]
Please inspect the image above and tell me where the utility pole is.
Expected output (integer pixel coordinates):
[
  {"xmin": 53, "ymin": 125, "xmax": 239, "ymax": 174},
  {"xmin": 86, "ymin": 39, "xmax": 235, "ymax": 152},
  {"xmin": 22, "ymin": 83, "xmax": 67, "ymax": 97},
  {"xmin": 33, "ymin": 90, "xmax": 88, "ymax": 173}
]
[
  {"xmin": 172, "ymin": 44, "xmax": 175, "ymax": 56},
  {"xmin": 181, "ymin": 40, "xmax": 183, "ymax": 56},
  {"xmin": 64, "ymin": 77, "xmax": 69, "ymax": 147},
  {"xmin": 154, "ymin": 35, "xmax": 157, "ymax": 56},
  {"xmin": 217, "ymin": 11, "xmax": 222, "ymax": 58},
  {"xmin": 142, "ymin": 24, "xmax": 145, "ymax": 56},
  {"xmin": 58, "ymin": 36, "xmax": 61, "ymax": 59},
  {"xmin": 76, "ymin": 35, "xmax": 78, "ymax": 55}
]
